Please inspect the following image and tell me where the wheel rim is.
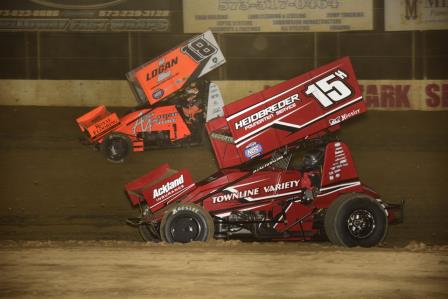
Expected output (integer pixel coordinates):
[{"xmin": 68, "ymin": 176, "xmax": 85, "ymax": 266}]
[
  {"xmin": 108, "ymin": 138, "xmax": 127, "ymax": 160},
  {"xmin": 169, "ymin": 215, "xmax": 203, "ymax": 243},
  {"xmin": 346, "ymin": 209, "xmax": 376, "ymax": 239}
]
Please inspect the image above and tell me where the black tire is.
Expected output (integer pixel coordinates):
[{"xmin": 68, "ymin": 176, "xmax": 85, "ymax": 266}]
[
  {"xmin": 160, "ymin": 204, "xmax": 214, "ymax": 243},
  {"xmin": 324, "ymin": 193, "xmax": 388, "ymax": 247},
  {"xmin": 100, "ymin": 133, "xmax": 132, "ymax": 163}
]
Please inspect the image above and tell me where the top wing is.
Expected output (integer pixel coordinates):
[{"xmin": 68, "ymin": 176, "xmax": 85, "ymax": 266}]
[
  {"xmin": 207, "ymin": 57, "xmax": 366, "ymax": 169},
  {"xmin": 126, "ymin": 30, "xmax": 225, "ymax": 106}
]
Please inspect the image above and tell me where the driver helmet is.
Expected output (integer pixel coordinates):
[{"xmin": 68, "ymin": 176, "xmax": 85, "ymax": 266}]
[{"xmin": 302, "ymin": 149, "xmax": 324, "ymax": 171}]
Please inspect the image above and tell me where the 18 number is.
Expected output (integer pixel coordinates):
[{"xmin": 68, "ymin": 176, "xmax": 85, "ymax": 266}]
[{"xmin": 182, "ymin": 37, "xmax": 216, "ymax": 62}]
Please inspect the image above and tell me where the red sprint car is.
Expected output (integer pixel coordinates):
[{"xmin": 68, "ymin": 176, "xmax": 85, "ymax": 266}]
[{"xmin": 125, "ymin": 57, "xmax": 404, "ymax": 247}]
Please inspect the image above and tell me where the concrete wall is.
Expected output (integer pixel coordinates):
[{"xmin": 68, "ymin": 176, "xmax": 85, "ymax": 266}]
[
  {"xmin": 0, "ymin": 80, "xmax": 136, "ymax": 107},
  {"xmin": 0, "ymin": 79, "xmax": 280, "ymax": 107},
  {"xmin": 1, "ymin": 79, "xmax": 447, "ymax": 110}
]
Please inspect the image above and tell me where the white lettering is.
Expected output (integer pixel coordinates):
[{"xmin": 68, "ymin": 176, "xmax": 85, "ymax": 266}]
[
  {"xmin": 211, "ymin": 179, "xmax": 301, "ymax": 204},
  {"xmin": 234, "ymin": 94, "xmax": 299, "ymax": 130},
  {"xmin": 153, "ymin": 175, "xmax": 184, "ymax": 199}
]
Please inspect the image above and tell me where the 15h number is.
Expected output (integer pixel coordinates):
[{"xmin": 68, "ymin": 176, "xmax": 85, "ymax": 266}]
[
  {"xmin": 182, "ymin": 37, "xmax": 216, "ymax": 62},
  {"xmin": 305, "ymin": 70, "xmax": 352, "ymax": 107}
]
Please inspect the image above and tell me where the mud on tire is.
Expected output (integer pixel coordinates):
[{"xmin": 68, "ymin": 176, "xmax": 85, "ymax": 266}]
[
  {"xmin": 100, "ymin": 133, "xmax": 132, "ymax": 163},
  {"xmin": 160, "ymin": 204, "xmax": 214, "ymax": 243},
  {"xmin": 324, "ymin": 193, "xmax": 388, "ymax": 247}
]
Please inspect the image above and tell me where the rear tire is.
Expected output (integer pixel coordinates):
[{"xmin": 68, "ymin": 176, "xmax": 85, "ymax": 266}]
[
  {"xmin": 324, "ymin": 193, "xmax": 388, "ymax": 247},
  {"xmin": 100, "ymin": 133, "xmax": 132, "ymax": 163},
  {"xmin": 160, "ymin": 204, "xmax": 214, "ymax": 243}
]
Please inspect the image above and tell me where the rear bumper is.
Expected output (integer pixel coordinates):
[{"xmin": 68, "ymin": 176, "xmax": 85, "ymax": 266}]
[
  {"xmin": 126, "ymin": 217, "xmax": 144, "ymax": 226},
  {"xmin": 78, "ymin": 135, "xmax": 100, "ymax": 150},
  {"xmin": 386, "ymin": 200, "xmax": 405, "ymax": 224}
]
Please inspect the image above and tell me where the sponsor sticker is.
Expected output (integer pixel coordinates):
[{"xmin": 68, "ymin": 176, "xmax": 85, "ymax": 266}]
[
  {"xmin": 329, "ymin": 116, "xmax": 341, "ymax": 126},
  {"xmin": 328, "ymin": 109, "xmax": 360, "ymax": 126},
  {"xmin": 152, "ymin": 88, "xmax": 164, "ymax": 99},
  {"xmin": 244, "ymin": 142, "xmax": 263, "ymax": 159},
  {"xmin": 233, "ymin": 94, "xmax": 298, "ymax": 130}
]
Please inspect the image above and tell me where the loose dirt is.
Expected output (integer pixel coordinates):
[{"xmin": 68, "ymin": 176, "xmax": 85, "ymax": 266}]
[{"xmin": 1, "ymin": 240, "xmax": 447, "ymax": 299}]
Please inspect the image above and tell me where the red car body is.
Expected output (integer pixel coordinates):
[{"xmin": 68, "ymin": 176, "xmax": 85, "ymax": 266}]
[{"xmin": 125, "ymin": 57, "xmax": 403, "ymax": 246}]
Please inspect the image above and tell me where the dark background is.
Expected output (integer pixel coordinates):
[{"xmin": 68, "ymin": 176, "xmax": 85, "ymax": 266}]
[{"xmin": 0, "ymin": 0, "xmax": 447, "ymax": 81}]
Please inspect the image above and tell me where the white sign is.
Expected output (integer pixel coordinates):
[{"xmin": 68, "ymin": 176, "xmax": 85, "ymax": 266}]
[
  {"xmin": 183, "ymin": 0, "xmax": 373, "ymax": 33},
  {"xmin": 385, "ymin": 0, "xmax": 448, "ymax": 31}
]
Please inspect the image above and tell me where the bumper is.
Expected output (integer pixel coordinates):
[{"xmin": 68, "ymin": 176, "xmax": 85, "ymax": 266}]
[
  {"xmin": 126, "ymin": 217, "xmax": 145, "ymax": 226},
  {"xmin": 78, "ymin": 135, "xmax": 100, "ymax": 151},
  {"xmin": 386, "ymin": 200, "xmax": 405, "ymax": 224}
]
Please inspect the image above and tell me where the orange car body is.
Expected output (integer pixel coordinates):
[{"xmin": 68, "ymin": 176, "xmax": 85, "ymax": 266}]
[
  {"xmin": 77, "ymin": 104, "xmax": 193, "ymax": 152},
  {"xmin": 76, "ymin": 31, "xmax": 225, "ymax": 160}
]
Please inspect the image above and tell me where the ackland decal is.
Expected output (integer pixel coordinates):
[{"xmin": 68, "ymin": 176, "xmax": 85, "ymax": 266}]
[
  {"xmin": 234, "ymin": 93, "xmax": 299, "ymax": 131},
  {"xmin": 153, "ymin": 174, "xmax": 184, "ymax": 200},
  {"xmin": 212, "ymin": 179, "xmax": 301, "ymax": 204}
]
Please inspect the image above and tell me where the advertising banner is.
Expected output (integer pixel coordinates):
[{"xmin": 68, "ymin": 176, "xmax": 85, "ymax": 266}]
[
  {"xmin": 0, "ymin": 0, "xmax": 172, "ymax": 32},
  {"xmin": 183, "ymin": 0, "xmax": 373, "ymax": 33},
  {"xmin": 0, "ymin": 79, "xmax": 447, "ymax": 110},
  {"xmin": 385, "ymin": 0, "xmax": 448, "ymax": 31}
]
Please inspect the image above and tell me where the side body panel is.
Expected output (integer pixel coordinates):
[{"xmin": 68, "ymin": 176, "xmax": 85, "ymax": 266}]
[
  {"xmin": 201, "ymin": 170, "xmax": 302, "ymax": 215},
  {"xmin": 125, "ymin": 140, "xmax": 400, "ymax": 239},
  {"xmin": 118, "ymin": 106, "xmax": 191, "ymax": 141}
]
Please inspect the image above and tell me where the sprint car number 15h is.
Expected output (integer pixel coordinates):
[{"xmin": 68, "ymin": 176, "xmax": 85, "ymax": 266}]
[{"xmin": 125, "ymin": 57, "xmax": 404, "ymax": 247}]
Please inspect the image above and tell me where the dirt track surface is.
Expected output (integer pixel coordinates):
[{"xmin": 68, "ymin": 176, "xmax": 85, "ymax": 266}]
[
  {"xmin": 1, "ymin": 241, "xmax": 447, "ymax": 299},
  {"xmin": 0, "ymin": 106, "xmax": 447, "ymax": 244},
  {"xmin": 0, "ymin": 106, "xmax": 447, "ymax": 298}
]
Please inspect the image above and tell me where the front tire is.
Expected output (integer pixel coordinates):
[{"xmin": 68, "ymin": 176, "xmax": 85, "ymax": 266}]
[
  {"xmin": 100, "ymin": 133, "xmax": 132, "ymax": 163},
  {"xmin": 160, "ymin": 204, "xmax": 214, "ymax": 243},
  {"xmin": 324, "ymin": 193, "xmax": 388, "ymax": 247}
]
